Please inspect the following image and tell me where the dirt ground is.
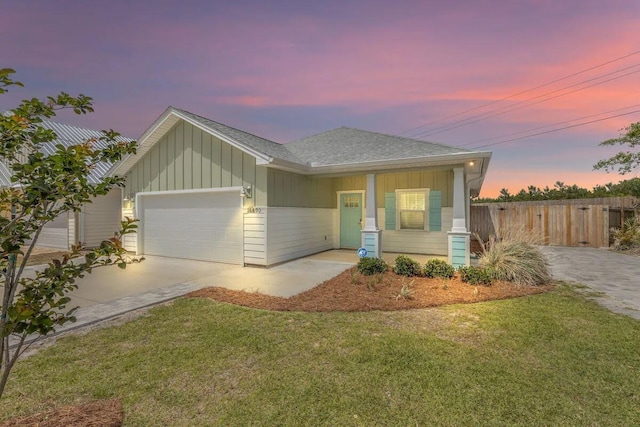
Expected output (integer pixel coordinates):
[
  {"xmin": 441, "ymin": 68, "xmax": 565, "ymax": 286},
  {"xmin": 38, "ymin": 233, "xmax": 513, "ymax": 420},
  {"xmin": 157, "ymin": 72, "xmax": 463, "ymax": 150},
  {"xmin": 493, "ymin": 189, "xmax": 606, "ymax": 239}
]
[{"xmin": 4, "ymin": 266, "xmax": 550, "ymax": 425}]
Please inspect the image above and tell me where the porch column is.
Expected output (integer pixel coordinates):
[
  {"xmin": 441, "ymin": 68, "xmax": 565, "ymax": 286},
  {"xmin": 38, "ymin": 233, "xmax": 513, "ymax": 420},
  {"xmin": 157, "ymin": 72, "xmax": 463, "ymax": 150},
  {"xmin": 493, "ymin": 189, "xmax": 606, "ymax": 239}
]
[
  {"xmin": 362, "ymin": 173, "xmax": 383, "ymax": 258},
  {"xmin": 448, "ymin": 167, "xmax": 470, "ymax": 267}
]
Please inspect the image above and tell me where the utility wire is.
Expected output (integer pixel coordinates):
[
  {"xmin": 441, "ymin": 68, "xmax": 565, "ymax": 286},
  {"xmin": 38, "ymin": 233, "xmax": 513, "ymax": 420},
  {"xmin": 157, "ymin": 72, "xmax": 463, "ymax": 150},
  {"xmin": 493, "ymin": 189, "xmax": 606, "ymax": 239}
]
[
  {"xmin": 469, "ymin": 109, "xmax": 640, "ymax": 149},
  {"xmin": 411, "ymin": 67, "xmax": 640, "ymax": 139},
  {"xmin": 457, "ymin": 103, "xmax": 640, "ymax": 147},
  {"xmin": 400, "ymin": 49, "xmax": 640, "ymax": 136}
]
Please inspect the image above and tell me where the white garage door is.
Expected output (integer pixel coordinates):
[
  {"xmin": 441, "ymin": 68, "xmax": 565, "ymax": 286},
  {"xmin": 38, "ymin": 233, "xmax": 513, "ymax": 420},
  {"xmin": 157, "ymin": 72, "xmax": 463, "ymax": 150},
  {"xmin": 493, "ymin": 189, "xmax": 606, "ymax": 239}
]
[{"xmin": 139, "ymin": 189, "xmax": 243, "ymax": 264}]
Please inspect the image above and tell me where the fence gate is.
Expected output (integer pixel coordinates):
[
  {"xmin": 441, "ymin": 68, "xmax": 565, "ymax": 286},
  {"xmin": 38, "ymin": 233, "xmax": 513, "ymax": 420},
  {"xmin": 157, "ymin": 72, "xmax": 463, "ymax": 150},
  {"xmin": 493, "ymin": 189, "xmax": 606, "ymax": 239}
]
[{"xmin": 471, "ymin": 203, "xmax": 610, "ymax": 247}]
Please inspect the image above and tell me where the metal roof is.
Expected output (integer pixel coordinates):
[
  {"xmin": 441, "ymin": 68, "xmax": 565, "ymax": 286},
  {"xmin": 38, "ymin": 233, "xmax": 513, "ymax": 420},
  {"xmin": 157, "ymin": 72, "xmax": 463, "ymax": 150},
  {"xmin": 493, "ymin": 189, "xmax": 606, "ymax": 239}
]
[{"xmin": 0, "ymin": 118, "xmax": 134, "ymax": 186}]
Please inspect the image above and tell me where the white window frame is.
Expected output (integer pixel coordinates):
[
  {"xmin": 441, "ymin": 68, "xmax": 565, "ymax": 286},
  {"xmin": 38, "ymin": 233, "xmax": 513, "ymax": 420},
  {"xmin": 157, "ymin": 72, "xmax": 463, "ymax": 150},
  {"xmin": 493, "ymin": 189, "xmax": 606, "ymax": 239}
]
[{"xmin": 395, "ymin": 188, "xmax": 430, "ymax": 231}]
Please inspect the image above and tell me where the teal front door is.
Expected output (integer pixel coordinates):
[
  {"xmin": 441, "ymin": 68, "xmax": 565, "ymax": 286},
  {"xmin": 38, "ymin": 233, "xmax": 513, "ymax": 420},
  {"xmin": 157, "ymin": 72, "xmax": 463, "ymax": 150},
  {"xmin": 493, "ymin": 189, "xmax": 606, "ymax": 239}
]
[{"xmin": 340, "ymin": 193, "xmax": 362, "ymax": 248}]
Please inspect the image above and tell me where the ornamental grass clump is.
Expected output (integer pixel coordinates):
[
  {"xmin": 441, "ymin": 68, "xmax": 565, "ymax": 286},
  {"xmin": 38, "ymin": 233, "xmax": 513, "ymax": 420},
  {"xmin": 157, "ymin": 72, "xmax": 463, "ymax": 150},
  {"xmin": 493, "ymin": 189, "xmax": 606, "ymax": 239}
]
[
  {"xmin": 611, "ymin": 216, "xmax": 640, "ymax": 251},
  {"xmin": 477, "ymin": 230, "xmax": 551, "ymax": 286}
]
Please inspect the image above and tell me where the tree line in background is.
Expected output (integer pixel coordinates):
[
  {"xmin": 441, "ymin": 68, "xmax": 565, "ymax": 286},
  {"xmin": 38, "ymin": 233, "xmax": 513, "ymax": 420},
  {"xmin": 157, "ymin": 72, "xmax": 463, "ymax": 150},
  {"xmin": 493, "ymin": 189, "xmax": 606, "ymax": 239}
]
[
  {"xmin": 477, "ymin": 121, "xmax": 640, "ymax": 203},
  {"xmin": 475, "ymin": 178, "xmax": 640, "ymax": 203}
]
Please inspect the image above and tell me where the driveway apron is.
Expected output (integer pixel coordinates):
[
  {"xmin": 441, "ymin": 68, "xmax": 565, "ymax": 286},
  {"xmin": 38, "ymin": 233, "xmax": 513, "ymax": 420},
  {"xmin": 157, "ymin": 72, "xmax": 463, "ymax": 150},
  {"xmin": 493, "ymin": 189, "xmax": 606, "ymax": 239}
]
[{"xmin": 540, "ymin": 246, "xmax": 640, "ymax": 320}]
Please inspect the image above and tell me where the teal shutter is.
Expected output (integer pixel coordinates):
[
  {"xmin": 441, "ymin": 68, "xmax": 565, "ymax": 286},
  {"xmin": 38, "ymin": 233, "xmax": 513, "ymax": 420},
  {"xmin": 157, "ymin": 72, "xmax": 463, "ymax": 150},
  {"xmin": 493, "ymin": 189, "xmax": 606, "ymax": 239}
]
[
  {"xmin": 384, "ymin": 192, "xmax": 396, "ymax": 230},
  {"xmin": 428, "ymin": 190, "xmax": 442, "ymax": 231}
]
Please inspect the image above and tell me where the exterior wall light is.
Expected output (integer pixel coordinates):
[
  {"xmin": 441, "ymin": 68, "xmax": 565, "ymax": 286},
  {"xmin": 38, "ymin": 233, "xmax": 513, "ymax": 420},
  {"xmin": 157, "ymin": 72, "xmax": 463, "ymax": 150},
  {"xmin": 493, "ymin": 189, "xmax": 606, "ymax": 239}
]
[{"xmin": 240, "ymin": 185, "xmax": 252, "ymax": 199}]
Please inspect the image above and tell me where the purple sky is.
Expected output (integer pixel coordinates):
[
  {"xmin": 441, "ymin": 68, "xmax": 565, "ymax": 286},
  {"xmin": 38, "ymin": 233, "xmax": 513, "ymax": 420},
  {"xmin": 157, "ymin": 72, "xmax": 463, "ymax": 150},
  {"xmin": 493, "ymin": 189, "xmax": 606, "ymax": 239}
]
[{"xmin": 2, "ymin": 0, "xmax": 639, "ymax": 196}]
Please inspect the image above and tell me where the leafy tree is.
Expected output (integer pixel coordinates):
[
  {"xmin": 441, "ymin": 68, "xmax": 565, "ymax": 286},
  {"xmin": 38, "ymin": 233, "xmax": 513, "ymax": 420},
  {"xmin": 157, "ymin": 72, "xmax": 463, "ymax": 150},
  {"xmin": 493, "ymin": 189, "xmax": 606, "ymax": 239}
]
[
  {"xmin": 594, "ymin": 122, "xmax": 640, "ymax": 174},
  {"xmin": 0, "ymin": 68, "xmax": 139, "ymax": 398},
  {"xmin": 475, "ymin": 178, "xmax": 640, "ymax": 203}
]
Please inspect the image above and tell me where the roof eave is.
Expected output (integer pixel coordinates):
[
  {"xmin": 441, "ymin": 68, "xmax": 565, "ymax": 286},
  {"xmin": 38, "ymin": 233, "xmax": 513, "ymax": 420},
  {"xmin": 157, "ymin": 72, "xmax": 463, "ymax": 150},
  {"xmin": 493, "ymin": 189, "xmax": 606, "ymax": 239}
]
[{"xmin": 302, "ymin": 151, "xmax": 492, "ymax": 176}]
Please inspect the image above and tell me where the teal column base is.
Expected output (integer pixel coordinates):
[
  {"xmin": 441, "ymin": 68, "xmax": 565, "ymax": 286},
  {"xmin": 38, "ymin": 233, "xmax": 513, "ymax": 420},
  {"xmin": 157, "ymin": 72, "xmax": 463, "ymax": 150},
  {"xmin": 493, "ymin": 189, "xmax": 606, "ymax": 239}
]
[
  {"xmin": 448, "ymin": 232, "xmax": 470, "ymax": 268},
  {"xmin": 361, "ymin": 229, "xmax": 383, "ymax": 259}
]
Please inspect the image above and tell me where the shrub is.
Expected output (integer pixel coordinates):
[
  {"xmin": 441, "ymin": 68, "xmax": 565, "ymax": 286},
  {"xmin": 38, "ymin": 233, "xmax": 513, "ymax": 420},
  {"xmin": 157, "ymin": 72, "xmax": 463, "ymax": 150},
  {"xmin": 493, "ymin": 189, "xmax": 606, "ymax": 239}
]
[
  {"xmin": 393, "ymin": 255, "xmax": 422, "ymax": 277},
  {"xmin": 457, "ymin": 265, "xmax": 494, "ymax": 286},
  {"xmin": 477, "ymin": 231, "xmax": 551, "ymax": 286},
  {"xmin": 423, "ymin": 259, "xmax": 455, "ymax": 279},
  {"xmin": 612, "ymin": 216, "xmax": 640, "ymax": 250},
  {"xmin": 357, "ymin": 257, "xmax": 388, "ymax": 276}
]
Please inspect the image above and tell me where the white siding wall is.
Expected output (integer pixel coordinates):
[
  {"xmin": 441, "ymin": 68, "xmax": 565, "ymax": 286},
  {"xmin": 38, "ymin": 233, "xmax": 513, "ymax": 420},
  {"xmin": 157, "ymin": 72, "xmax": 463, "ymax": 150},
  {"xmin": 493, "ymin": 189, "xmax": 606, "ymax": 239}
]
[
  {"xmin": 82, "ymin": 188, "xmax": 123, "ymax": 247},
  {"xmin": 121, "ymin": 207, "xmax": 137, "ymax": 252},
  {"xmin": 244, "ymin": 209, "xmax": 267, "ymax": 265},
  {"xmin": 265, "ymin": 207, "xmax": 334, "ymax": 265},
  {"xmin": 379, "ymin": 207, "xmax": 452, "ymax": 255},
  {"xmin": 34, "ymin": 212, "xmax": 69, "ymax": 249}
]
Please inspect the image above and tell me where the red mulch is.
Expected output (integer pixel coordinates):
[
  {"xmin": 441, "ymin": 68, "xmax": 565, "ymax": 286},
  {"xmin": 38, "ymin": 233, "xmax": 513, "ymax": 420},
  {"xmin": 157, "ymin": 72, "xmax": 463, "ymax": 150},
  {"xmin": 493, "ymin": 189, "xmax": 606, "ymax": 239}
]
[
  {"xmin": 187, "ymin": 267, "xmax": 552, "ymax": 312},
  {"xmin": 1, "ymin": 399, "xmax": 122, "ymax": 427}
]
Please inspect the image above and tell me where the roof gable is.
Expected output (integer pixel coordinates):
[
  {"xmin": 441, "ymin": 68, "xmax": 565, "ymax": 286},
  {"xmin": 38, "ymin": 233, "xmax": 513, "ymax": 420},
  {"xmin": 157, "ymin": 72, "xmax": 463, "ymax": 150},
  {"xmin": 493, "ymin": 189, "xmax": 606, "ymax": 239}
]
[{"xmin": 110, "ymin": 107, "xmax": 306, "ymax": 176}]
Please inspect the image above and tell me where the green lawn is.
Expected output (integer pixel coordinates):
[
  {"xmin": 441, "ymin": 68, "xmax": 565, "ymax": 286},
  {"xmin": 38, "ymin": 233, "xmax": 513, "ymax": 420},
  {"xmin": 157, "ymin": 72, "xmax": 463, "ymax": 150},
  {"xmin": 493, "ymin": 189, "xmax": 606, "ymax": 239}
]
[{"xmin": 1, "ymin": 283, "xmax": 639, "ymax": 426}]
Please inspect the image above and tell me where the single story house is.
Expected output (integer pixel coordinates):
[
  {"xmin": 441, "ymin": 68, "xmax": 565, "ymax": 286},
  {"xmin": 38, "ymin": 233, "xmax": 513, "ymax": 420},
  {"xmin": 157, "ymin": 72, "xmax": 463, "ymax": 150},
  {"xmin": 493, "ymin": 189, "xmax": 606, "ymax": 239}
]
[
  {"xmin": 0, "ymin": 119, "xmax": 132, "ymax": 249},
  {"xmin": 109, "ymin": 107, "xmax": 491, "ymax": 267}
]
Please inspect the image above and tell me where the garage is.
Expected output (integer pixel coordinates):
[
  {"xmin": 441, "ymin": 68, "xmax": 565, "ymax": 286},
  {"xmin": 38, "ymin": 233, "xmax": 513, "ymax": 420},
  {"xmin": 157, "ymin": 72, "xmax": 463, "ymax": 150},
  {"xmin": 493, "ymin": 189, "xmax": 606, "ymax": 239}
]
[{"xmin": 137, "ymin": 188, "xmax": 244, "ymax": 264}]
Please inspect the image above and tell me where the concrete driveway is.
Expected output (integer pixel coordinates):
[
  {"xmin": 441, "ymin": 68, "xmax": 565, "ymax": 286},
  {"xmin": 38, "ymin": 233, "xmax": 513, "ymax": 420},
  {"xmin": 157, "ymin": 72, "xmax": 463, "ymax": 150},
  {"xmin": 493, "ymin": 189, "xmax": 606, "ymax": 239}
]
[
  {"xmin": 540, "ymin": 246, "xmax": 640, "ymax": 320},
  {"xmin": 20, "ymin": 253, "xmax": 355, "ymax": 338}
]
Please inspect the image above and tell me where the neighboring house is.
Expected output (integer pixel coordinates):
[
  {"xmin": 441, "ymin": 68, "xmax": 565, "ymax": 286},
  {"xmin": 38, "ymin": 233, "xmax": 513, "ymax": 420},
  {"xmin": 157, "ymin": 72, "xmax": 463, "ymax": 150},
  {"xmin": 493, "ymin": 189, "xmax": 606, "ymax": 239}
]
[
  {"xmin": 0, "ymin": 119, "xmax": 132, "ymax": 249},
  {"xmin": 109, "ymin": 107, "xmax": 491, "ymax": 267}
]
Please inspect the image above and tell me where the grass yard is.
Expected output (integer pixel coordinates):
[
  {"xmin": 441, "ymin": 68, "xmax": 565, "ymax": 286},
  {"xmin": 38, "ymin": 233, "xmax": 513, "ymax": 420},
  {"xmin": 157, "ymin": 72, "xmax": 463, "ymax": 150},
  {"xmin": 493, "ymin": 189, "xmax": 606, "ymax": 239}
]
[{"xmin": 1, "ymin": 283, "xmax": 639, "ymax": 426}]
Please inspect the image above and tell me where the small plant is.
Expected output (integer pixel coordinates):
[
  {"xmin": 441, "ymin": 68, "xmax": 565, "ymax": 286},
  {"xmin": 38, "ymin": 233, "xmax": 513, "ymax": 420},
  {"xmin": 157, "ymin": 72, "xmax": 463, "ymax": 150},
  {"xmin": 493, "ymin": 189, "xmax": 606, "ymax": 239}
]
[
  {"xmin": 395, "ymin": 279, "xmax": 415, "ymax": 300},
  {"xmin": 366, "ymin": 276, "xmax": 377, "ymax": 291},
  {"xmin": 441, "ymin": 280, "xmax": 450, "ymax": 290},
  {"xmin": 350, "ymin": 269, "xmax": 361, "ymax": 285},
  {"xmin": 357, "ymin": 257, "xmax": 389, "ymax": 276},
  {"xmin": 423, "ymin": 258, "xmax": 455, "ymax": 279},
  {"xmin": 612, "ymin": 216, "xmax": 640, "ymax": 251},
  {"xmin": 458, "ymin": 265, "xmax": 493, "ymax": 286},
  {"xmin": 393, "ymin": 255, "xmax": 422, "ymax": 277}
]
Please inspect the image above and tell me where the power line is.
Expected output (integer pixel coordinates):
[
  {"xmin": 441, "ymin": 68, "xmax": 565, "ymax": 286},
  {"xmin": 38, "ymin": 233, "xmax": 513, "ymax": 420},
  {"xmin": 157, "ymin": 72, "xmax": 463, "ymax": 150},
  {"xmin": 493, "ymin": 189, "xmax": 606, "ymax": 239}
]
[
  {"xmin": 469, "ymin": 109, "xmax": 640, "ymax": 149},
  {"xmin": 400, "ymin": 49, "xmax": 640, "ymax": 137},
  {"xmin": 457, "ymin": 103, "xmax": 640, "ymax": 147},
  {"xmin": 410, "ymin": 65, "xmax": 640, "ymax": 138}
]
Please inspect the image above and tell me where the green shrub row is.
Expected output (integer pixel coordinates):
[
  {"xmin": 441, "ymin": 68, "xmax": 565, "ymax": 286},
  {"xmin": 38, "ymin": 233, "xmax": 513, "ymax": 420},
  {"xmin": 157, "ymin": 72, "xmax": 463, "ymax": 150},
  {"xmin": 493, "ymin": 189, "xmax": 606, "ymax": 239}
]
[
  {"xmin": 392, "ymin": 256, "xmax": 455, "ymax": 279},
  {"xmin": 457, "ymin": 265, "xmax": 494, "ymax": 286}
]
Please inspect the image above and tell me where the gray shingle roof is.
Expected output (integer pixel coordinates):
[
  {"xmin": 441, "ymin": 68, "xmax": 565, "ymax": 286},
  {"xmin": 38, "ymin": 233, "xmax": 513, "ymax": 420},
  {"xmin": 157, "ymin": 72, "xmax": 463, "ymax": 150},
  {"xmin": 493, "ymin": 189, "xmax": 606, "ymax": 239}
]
[
  {"xmin": 172, "ymin": 108, "xmax": 306, "ymax": 165},
  {"xmin": 285, "ymin": 127, "xmax": 472, "ymax": 166},
  {"xmin": 0, "ymin": 118, "xmax": 134, "ymax": 186}
]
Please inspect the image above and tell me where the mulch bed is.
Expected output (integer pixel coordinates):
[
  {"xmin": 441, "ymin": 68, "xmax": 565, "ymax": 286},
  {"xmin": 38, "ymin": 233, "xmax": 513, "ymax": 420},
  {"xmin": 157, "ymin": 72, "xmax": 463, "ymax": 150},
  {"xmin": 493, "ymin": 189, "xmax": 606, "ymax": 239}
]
[
  {"xmin": 0, "ymin": 399, "xmax": 122, "ymax": 427},
  {"xmin": 187, "ymin": 267, "xmax": 552, "ymax": 312}
]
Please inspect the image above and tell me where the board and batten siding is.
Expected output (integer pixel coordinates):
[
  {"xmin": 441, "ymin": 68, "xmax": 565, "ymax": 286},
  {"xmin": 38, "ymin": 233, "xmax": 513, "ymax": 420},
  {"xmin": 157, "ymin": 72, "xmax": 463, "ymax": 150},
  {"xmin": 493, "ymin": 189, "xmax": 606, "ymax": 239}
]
[
  {"xmin": 267, "ymin": 169, "xmax": 334, "ymax": 208},
  {"xmin": 124, "ymin": 120, "xmax": 267, "ymax": 206},
  {"xmin": 267, "ymin": 169, "xmax": 454, "ymax": 209}
]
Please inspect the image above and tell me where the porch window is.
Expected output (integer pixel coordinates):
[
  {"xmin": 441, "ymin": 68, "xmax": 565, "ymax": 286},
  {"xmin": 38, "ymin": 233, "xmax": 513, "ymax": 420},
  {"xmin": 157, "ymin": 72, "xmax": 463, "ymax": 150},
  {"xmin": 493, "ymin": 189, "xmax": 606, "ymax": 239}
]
[{"xmin": 396, "ymin": 189, "xmax": 429, "ymax": 230}]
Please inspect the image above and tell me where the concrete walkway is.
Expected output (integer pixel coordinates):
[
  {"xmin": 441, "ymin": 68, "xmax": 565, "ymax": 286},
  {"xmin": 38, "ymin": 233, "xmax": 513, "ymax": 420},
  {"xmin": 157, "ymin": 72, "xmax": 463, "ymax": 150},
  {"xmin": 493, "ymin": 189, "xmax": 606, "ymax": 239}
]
[{"xmin": 540, "ymin": 246, "xmax": 640, "ymax": 320}]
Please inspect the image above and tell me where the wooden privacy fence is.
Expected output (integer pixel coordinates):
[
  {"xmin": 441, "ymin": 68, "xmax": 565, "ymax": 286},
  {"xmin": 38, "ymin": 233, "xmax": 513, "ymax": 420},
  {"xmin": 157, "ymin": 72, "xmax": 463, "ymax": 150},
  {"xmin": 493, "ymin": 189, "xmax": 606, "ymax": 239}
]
[{"xmin": 471, "ymin": 197, "xmax": 639, "ymax": 248}]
